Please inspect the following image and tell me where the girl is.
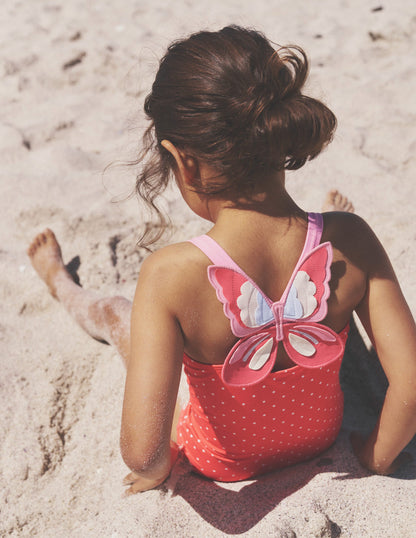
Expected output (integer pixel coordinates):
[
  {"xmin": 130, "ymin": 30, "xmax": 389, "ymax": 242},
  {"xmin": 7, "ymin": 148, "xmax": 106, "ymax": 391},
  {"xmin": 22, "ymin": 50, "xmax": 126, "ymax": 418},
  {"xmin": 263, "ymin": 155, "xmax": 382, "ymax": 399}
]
[{"xmin": 28, "ymin": 26, "xmax": 416, "ymax": 494}]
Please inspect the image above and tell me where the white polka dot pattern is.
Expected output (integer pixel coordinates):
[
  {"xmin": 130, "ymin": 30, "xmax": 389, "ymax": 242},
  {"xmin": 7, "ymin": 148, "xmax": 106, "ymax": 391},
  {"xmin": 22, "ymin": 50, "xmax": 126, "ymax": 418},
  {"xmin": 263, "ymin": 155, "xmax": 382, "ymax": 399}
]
[{"xmin": 177, "ymin": 339, "xmax": 346, "ymax": 482}]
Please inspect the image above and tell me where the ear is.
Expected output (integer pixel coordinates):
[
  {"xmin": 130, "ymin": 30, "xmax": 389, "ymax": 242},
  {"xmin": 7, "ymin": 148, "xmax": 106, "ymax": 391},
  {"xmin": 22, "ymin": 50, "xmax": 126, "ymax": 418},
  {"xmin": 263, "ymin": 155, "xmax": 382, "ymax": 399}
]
[{"xmin": 161, "ymin": 140, "xmax": 199, "ymax": 186}]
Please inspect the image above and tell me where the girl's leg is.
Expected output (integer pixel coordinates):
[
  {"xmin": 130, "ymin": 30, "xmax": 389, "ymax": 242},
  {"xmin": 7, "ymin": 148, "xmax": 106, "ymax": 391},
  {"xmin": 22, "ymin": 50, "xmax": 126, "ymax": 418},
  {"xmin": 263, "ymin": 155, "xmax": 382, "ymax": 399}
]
[
  {"xmin": 27, "ymin": 229, "xmax": 132, "ymax": 368},
  {"xmin": 28, "ymin": 229, "xmax": 182, "ymax": 441}
]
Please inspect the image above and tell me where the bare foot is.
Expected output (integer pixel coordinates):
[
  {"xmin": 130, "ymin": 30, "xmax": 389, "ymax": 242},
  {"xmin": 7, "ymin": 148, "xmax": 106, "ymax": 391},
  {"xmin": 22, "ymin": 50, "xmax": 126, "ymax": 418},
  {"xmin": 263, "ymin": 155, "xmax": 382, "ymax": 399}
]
[
  {"xmin": 27, "ymin": 229, "xmax": 72, "ymax": 298},
  {"xmin": 322, "ymin": 189, "xmax": 355, "ymax": 213}
]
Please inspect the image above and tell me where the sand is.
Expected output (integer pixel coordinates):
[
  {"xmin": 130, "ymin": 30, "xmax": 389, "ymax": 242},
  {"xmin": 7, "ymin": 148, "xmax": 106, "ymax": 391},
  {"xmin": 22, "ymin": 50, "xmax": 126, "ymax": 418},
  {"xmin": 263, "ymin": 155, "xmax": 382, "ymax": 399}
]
[{"xmin": 1, "ymin": 0, "xmax": 416, "ymax": 536}]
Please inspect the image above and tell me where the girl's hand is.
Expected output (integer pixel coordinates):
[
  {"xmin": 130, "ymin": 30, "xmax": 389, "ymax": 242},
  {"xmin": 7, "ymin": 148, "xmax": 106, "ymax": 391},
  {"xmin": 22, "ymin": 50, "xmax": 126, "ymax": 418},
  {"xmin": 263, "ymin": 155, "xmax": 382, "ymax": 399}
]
[
  {"xmin": 122, "ymin": 469, "xmax": 171, "ymax": 495},
  {"xmin": 350, "ymin": 431, "xmax": 413, "ymax": 475},
  {"xmin": 122, "ymin": 442, "xmax": 180, "ymax": 495}
]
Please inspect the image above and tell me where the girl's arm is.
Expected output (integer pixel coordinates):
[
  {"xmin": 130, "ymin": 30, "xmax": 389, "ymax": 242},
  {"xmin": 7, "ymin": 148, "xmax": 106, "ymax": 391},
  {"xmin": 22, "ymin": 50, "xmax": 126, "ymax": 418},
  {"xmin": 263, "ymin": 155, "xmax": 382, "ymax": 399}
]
[
  {"xmin": 355, "ymin": 221, "xmax": 416, "ymax": 474},
  {"xmin": 120, "ymin": 250, "xmax": 184, "ymax": 494}
]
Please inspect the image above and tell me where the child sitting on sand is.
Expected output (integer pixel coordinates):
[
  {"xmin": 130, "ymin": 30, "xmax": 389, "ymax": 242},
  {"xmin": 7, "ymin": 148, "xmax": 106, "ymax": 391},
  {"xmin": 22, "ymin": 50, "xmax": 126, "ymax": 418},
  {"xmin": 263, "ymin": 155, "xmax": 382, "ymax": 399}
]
[{"xmin": 28, "ymin": 26, "xmax": 416, "ymax": 494}]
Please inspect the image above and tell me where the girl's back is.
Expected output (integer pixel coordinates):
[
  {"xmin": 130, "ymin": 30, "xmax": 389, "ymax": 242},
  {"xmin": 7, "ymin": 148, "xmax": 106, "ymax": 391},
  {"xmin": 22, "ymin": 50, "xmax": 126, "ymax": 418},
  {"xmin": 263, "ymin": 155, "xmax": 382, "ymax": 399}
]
[{"xmin": 147, "ymin": 208, "xmax": 368, "ymax": 370}]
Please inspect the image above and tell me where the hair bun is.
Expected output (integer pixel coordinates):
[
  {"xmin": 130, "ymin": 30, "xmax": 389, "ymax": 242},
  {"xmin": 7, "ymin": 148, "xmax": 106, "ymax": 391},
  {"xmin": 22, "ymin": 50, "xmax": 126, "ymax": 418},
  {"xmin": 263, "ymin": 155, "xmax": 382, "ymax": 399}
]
[
  {"xmin": 266, "ymin": 46, "xmax": 308, "ymax": 99},
  {"xmin": 236, "ymin": 47, "xmax": 305, "ymax": 129},
  {"xmin": 239, "ymin": 46, "xmax": 336, "ymax": 172}
]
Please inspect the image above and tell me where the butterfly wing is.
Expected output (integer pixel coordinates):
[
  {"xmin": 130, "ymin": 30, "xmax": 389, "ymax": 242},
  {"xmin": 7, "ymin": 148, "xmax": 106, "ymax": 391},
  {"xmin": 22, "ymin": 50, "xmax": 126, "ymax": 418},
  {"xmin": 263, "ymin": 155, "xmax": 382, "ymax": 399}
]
[
  {"xmin": 208, "ymin": 266, "xmax": 274, "ymax": 337},
  {"xmin": 221, "ymin": 329, "xmax": 277, "ymax": 386},
  {"xmin": 283, "ymin": 242, "xmax": 332, "ymax": 323},
  {"xmin": 208, "ymin": 266, "xmax": 278, "ymax": 386},
  {"xmin": 209, "ymin": 242, "xmax": 343, "ymax": 383},
  {"xmin": 222, "ymin": 322, "xmax": 344, "ymax": 386},
  {"xmin": 282, "ymin": 322, "xmax": 344, "ymax": 368}
]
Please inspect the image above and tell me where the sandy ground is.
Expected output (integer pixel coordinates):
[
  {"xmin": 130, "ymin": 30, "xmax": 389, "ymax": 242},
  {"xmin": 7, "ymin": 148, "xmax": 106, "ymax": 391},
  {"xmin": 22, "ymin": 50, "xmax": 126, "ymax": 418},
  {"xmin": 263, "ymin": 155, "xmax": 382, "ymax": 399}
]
[{"xmin": 1, "ymin": 0, "xmax": 416, "ymax": 536}]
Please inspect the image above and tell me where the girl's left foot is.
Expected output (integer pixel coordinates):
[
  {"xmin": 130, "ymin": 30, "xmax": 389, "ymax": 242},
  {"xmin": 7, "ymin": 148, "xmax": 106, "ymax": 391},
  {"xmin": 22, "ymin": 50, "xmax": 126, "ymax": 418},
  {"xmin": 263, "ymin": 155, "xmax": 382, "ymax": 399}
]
[{"xmin": 27, "ymin": 229, "xmax": 73, "ymax": 298}]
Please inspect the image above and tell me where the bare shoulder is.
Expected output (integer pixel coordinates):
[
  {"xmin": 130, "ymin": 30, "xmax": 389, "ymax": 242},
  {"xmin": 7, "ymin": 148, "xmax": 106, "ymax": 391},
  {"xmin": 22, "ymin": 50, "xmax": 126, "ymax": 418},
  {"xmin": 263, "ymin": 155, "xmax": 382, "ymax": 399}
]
[
  {"xmin": 322, "ymin": 211, "xmax": 373, "ymax": 243},
  {"xmin": 138, "ymin": 241, "xmax": 209, "ymax": 298},
  {"xmin": 141, "ymin": 241, "xmax": 207, "ymax": 274},
  {"xmin": 322, "ymin": 212, "xmax": 391, "ymax": 276}
]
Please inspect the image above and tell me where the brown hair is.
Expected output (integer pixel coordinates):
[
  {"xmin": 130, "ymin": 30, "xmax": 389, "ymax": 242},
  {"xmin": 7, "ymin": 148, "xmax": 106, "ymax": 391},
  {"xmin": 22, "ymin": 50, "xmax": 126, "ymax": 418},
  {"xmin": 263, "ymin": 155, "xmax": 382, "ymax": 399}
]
[{"xmin": 136, "ymin": 25, "xmax": 336, "ymax": 246}]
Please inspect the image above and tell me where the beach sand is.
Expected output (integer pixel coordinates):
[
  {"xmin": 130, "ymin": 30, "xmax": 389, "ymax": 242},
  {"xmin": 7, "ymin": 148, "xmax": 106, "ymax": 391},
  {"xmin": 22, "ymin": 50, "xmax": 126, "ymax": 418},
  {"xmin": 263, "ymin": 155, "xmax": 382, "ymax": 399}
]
[{"xmin": 1, "ymin": 0, "xmax": 415, "ymax": 535}]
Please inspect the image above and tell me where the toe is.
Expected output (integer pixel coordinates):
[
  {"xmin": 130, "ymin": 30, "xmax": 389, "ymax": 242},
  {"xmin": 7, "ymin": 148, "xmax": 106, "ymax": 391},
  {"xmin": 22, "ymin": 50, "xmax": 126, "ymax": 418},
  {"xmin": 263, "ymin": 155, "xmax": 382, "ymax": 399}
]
[{"xmin": 45, "ymin": 228, "xmax": 55, "ymax": 241}]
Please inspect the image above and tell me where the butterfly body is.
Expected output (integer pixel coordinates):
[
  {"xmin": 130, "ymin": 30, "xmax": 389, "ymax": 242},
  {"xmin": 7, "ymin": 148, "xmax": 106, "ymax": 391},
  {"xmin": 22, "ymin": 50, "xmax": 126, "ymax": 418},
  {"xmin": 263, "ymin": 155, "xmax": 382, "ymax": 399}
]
[{"xmin": 208, "ymin": 242, "xmax": 344, "ymax": 387}]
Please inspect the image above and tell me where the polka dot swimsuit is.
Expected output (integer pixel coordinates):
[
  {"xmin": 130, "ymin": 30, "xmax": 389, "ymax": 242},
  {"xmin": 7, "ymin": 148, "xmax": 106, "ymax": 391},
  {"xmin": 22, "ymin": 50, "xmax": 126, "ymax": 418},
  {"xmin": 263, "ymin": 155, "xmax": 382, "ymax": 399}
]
[
  {"xmin": 177, "ymin": 214, "xmax": 349, "ymax": 481},
  {"xmin": 177, "ymin": 347, "xmax": 347, "ymax": 481}
]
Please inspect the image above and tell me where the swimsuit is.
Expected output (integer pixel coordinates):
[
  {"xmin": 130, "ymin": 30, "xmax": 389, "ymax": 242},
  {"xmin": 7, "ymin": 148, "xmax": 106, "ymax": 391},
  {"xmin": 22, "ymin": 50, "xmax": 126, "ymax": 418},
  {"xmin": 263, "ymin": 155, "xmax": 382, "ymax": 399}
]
[{"xmin": 177, "ymin": 213, "xmax": 348, "ymax": 481}]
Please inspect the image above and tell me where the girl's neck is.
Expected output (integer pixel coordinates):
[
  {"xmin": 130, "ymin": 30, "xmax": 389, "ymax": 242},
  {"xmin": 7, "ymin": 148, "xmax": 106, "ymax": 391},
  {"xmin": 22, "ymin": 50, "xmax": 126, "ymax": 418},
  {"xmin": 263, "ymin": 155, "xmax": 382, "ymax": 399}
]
[{"xmin": 207, "ymin": 173, "xmax": 306, "ymax": 228}]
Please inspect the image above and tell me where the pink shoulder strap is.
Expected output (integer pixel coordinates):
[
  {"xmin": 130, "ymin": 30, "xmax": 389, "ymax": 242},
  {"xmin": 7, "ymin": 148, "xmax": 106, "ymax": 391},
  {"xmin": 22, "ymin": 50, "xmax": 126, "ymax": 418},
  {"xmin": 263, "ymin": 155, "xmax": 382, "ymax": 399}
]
[
  {"xmin": 301, "ymin": 212, "xmax": 323, "ymax": 256},
  {"xmin": 188, "ymin": 235, "xmax": 240, "ymax": 269},
  {"xmin": 188, "ymin": 212, "xmax": 323, "ymax": 266}
]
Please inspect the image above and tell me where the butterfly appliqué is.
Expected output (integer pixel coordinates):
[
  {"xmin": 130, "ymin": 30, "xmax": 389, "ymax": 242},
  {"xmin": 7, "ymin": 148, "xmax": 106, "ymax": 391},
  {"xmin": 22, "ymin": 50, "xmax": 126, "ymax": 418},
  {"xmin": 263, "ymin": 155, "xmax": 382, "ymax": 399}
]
[{"xmin": 208, "ymin": 242, "xmax": 344, "ymax": 386}]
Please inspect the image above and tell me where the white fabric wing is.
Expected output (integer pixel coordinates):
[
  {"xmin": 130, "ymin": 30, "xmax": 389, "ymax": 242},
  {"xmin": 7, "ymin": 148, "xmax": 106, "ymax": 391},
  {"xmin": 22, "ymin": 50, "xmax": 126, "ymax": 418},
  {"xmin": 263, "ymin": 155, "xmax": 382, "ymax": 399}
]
[{"xmin": 236, "ymin": 281, "xmax": 273, "ymax": 328}]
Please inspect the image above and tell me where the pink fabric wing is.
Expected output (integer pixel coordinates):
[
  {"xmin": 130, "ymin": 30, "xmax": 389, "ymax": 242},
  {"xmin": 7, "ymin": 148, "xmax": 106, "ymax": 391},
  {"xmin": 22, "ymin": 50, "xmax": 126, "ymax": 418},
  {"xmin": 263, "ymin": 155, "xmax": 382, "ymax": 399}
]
[
  {"xmin": 282, "ymin": 322, "xmax": 344, "ymax": 368},
  {"xmin": 283, "ymin": 242, "xmax": 333, "ymax": 323},
  {"xmin": 208, "ymin": 266, "xmax": 273, "ymax": 337},
  {"xmin": 221, "ymin": 329, "xmax": 277, "ymax": 386}
]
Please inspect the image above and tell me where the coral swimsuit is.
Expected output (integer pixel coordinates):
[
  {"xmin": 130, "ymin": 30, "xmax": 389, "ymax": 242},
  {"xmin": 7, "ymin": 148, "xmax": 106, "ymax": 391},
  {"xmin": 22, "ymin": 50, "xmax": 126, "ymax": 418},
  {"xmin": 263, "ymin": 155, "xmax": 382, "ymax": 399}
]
[{"xmin": 177, "ymin": 213, "xmax": 348, "ymax": 481}]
